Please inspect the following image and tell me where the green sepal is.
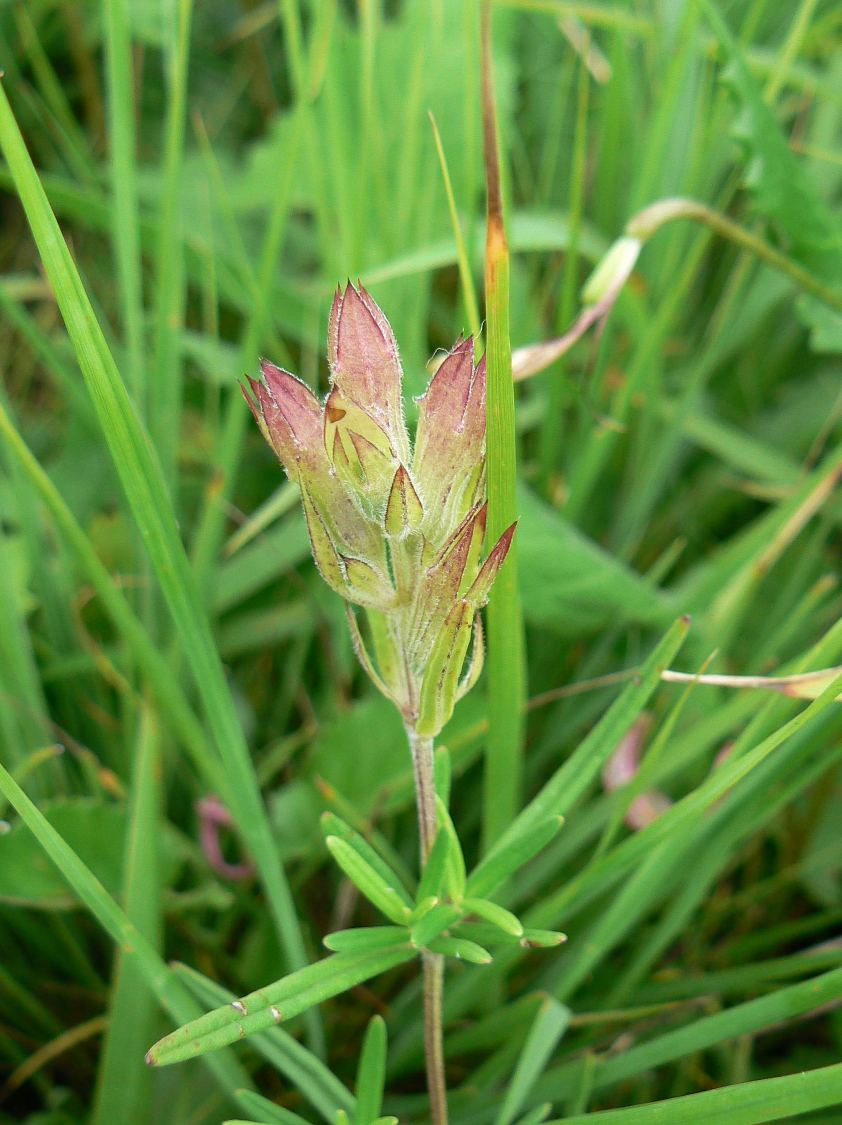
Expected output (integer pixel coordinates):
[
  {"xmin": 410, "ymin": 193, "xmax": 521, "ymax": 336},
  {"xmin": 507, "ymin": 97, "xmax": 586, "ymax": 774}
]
[
  {"xmin": 365, "ymin": 608, "xmax": 402, "ymax": 696},
  {"xmin": 321, "ymin": 813, "xmax": 415, "ymax": 906},
  {"xmin": 428, "ymin": 936, "xmax": 492, "ymax": 965},
  {"xmin": 327, "ymin": 837, "xmax": 413, "ymax": 924},
  {"xmin": 466, "ymin": 816, "xmax": 563, "ymax": 900},
  {"xmin": 345, "ymin": 604, "xmax": 395, "ymax": 703},
  {"xmin": 416, "ymin": 599, "xmax": 473, "ymax": 737},
  {"xmin": 462, "ymin": 896, "xmax": 523, "ymax": 937},
  {"xmin": 455, "ymin": 616, "xmax": 484, "ymax": 704},
  {"xmin": 342, "ymin": 556, "xmax": 395, "ymax": 609},
  {"xmin": 324, "ymin": 388, "xmax": 397, "ymax": 514},
  {"xmin": 323, "ymin": 926, "xmax": 409, "ymax": 953},
  {"xmin": 301, "ymin": 487, "xmax": 348, "ymax": 598},
  {"xmin": 411, "ymin": 903, "xmax": 462, "ymax": 949}
]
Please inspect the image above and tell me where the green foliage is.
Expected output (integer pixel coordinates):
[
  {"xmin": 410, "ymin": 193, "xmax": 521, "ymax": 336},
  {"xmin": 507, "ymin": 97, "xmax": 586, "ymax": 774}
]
[{"xmin": 1, "ymin": 1, "xmax": 842, "ymax": 1123}]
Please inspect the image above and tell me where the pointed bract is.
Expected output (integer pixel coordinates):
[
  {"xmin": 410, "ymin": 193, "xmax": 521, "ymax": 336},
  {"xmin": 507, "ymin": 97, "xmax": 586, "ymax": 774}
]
[
  {"xmin": 385, "ymin": 465, "xmax": 424, "ymax": 538},
  {"xmin": 328, "ymin": 283, "xmax": 409, "ymax": 463},
  {"xmin": 466, "ymin": 521, "xmax": 517, "ymax": 608},
  {"xmin": 410, "ymin": 505, "xmax": 486, "ymax": 661},
  {"xmin": 259, "ymin": 359, "xmax": 323, "ymax": 453},
  {"xmin": 324, "ymin": 387, "xmax": 397, "ymax": 514},
  {"xmin": 300, "ymin": 488, "xmax": 348, "ymax": 598},
  {"xmin": 414, "ymin": 342, "xmax": 486, "ymax": 534},
  {"xmin": 416, "ymin": 600, "xmax": 474, "ymax": 737},
  {"xmin": 341, "ymin": 556, "xmax": 396, "ymax": 609}
]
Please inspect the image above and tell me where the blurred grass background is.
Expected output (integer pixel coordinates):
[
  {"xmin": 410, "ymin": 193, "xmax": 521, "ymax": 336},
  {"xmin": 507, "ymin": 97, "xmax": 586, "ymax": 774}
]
[{"xmin": 1, "ymin": 0, "xmax": 841, "ymax": 1122}]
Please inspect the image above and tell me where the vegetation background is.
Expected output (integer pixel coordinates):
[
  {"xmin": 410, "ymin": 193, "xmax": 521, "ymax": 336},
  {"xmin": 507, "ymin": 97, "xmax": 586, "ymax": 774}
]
[{"xmin": 1, "ymin": 0, "xmax": 841, "ymax": 1122}]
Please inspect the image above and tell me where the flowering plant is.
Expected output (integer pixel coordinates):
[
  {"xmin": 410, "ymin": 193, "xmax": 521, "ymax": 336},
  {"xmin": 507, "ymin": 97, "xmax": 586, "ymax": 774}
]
[{"xmin": 243, "ymin": 282, "xmax": 515, "ymax": 738}]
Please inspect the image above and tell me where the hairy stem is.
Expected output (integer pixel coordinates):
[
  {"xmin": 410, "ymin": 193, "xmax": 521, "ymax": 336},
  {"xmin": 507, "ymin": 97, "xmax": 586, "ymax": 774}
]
[{"xmin": 406, "ymin": 725, "xmax": 448, "ymax": 1125}]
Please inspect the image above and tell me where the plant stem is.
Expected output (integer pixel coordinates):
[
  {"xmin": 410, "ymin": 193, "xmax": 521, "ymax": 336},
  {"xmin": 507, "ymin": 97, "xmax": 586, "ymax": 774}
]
[
  {"xmin": 406, "ymin": 725, "xmax": 448, "ymax": 1125},
  {"xmin": 627, "ymin": 198, "xmax": 842, "ymax": 315}
]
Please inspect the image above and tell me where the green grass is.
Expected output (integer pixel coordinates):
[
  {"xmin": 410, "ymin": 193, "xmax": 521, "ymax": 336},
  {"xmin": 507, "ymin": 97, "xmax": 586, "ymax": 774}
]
[{"xmin": 1, "ymin": 1, "xmax": 842, "ymax": 1123}]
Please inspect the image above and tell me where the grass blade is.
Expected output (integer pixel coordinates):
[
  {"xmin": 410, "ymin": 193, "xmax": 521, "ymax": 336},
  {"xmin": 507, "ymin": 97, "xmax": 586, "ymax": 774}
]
[
  {"xmin": 481, "ymin": 0, "xmax": 526, "ymax": 848},
  {"xmin": 354, "ymin": 1015, "xmax": 388, "ymax": 1125},
  {"xmin": 548, "ymin": 1060, "xmax": 842, "ymax": 1124},
  {"xmin": 0, "ymin": 79, "xmax": 310, "ymax": 993},
  {"xmin": 495, "ymin": 996, "xmax": 570, "ymax": 1125},
  {"xmin": 91, "ymin": 713, "xmax": 162, "ymax": 1125},
  {"xmin": 0, "ymin": 759, "xmax": 252, "ymax": 1100}
]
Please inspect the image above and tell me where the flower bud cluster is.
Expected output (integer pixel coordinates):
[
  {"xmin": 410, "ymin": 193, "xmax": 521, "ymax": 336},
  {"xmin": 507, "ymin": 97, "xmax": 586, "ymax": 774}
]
[{"xmin": 244, "ymin": 284, "xmax": 515, "ymax": 736}]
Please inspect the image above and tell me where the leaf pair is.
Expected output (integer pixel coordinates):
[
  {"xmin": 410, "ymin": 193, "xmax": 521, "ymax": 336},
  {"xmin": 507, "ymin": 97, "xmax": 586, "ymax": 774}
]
[{"xmin": 323, "ymin": 803, "xmax": 565, "ymax": 964}]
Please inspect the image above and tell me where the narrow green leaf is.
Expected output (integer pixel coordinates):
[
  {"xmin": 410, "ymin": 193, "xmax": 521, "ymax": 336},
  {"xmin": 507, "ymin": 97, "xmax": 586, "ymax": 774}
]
[
  {"xmin": 323, "ymin": 928, "xmax": 409, "ymax": 954},
  {"xmin": 353, "ymin": 1016, "xmax": 387, "ymax": 1125},
  {"xmin": 467, "ymin": 817, "xmax": 562, "ymax": 900},
  {"xmin": 0, "ymin": 398, "xmax": 226, "ymax": 797},
  {"xmin": 225, "ymin": 1120, "xmax": 288, "ymax": 1125},
  {"xmin": 486, "ymin": 617, "xmax": 690, "ymax": 860},
  {"xmin": 416, "ymin": 829, "xmax": 452, "ymax": 905},
  {"xmin": 457, "ymin": 923, "xmax": 567, "ymax": 950},
  {"xmin": 175, "ymin": 962, "xmax": 355, "ymax": 1122},
  {"xmin": 428, "ymin": 110, "xmax": 482, "ymax": 341},
  {"xmin": 100, "ymin": 0, "xmax": 144, "ymax": 396},
  {"xmin": 234, "ymin": 1091, "xmax": 311, "ymax": 1125},
  {"xmin": 428, "ymin": 936, "xmax": 492, "ymax": 965},
  {"xmin": 321, "ymin": 813, "xmax": 414, "ymax": 907},
  {"xmin": 410, "ymin": 904, "xmax": 462, "ymax": 949},
  {"xmin": 91, "ymin": 714, "xmax": 162, "ymax": 1125},
  {"xmin": 434, "ymin": 744, "xmax": 452, "ymax": 807},
  {"xmin": 326, "ymin": 837, "xmax": 413, "ymax": 925},
  {"xmin": 543, "ymin": 965, "xmax": 842, "ymax": 1103},
  {"xmin": 547, "ymin": 1060, "xmax": 842, "ymax": 1124},
  {"xmin": 436, "ymin": 797, "xmax": 467, "ymax": 902},
  {"xmin": 495, "ymin": 997, "xmax": 570, "ymax": 1125},
  {"xmin": 462, "ymin": 897, "xmax": 523, "ymax": 937},
  {"xmin": 149, "ymin": 0, "xmax": 192, "ymax": 481},
  {"xmin": 147, "ymin": 947, "xmax": 415, "ymax": 1066},
  {"xmin": 514, "ymin": 1107, "xmax": 551, "ymax": 1125},
  {"xmin": 0, "ymin": 761, "xmax": 251, "ymax": 1099},
  {"xmin": 0, "ymin": 80, "xmax": 310, "ymax": 1000}
]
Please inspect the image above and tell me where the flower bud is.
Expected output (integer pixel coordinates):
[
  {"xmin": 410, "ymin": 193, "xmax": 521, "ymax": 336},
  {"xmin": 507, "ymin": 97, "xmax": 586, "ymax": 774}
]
[{"xmin": 246, "ymin": 283, "xmax": 516, "ymax": 734}]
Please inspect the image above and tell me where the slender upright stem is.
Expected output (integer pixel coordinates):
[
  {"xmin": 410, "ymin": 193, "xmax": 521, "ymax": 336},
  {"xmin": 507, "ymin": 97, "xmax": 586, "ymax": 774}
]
[{"xmin": 406, "ymin": 725, "xmax": 449, "ymax": 1125}]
